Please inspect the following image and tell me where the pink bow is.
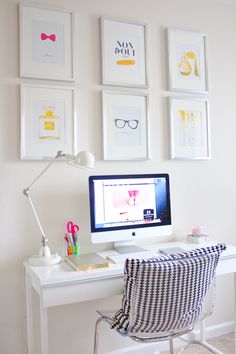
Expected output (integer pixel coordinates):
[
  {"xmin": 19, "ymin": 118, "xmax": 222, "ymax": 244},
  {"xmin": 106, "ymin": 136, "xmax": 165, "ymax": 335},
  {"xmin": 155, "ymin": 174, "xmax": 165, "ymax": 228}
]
[{"xmin": 41, "ymin": 33, "xmax": 56, "ymax": 42}]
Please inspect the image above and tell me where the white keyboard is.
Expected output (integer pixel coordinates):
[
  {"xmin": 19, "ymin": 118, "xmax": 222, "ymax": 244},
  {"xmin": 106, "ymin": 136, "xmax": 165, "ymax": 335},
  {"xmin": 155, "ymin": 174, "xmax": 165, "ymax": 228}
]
[{"xmin": 107, "ymin": 250, "xmax": 158, "ymax": 264}]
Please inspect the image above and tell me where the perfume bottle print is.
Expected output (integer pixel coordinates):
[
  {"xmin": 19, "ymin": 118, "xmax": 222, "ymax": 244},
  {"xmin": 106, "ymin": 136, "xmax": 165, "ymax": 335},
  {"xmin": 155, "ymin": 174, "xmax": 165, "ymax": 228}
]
[{"xmin": 38, "ymin": 107, "xmax": 60, "ymax": 140}]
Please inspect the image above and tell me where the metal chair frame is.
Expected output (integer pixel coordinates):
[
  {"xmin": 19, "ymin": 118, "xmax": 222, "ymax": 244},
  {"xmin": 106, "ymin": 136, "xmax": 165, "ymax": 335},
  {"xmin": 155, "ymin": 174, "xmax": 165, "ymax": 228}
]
[
  {"xmin": 93, "ymin": 313, "xmax": 223, "ymax": 354},
  {"xmin": 93, "ymin": 246, "xmax": 226, "ymax": 354}
]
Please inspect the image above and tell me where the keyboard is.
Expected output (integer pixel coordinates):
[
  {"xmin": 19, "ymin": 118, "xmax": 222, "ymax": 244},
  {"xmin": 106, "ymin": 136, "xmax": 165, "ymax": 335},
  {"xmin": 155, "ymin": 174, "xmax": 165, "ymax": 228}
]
[{"xmin": 107, "ymin": 250, "xmax": 158, "ymax": 264}]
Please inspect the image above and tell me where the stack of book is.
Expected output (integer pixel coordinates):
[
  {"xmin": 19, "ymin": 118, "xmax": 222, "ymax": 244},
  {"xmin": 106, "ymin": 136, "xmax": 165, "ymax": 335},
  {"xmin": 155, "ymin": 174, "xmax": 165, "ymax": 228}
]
[{"xmin": 64, "ymin": 253, "xmax": 109, "ymax": 271}]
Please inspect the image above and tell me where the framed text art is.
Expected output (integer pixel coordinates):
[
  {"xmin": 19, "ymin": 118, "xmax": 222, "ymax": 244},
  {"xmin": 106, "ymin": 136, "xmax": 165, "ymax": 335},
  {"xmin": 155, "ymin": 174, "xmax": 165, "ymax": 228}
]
[
  {"xmin": 169, "ymin": 96, "xmax": 210, "ymax": 160},
  {"xmin": 20, "ymin": 2, "xmax": 75, "ymax": 81},
  {"xmin": 166, "ymin": 28, "xmax": 208, "ymax": 93},
  {"xmin": 101, "ymin": 17, "xmax": 148, "ymax": 88},
  {"xmin": 103, "ymin": 91, "xmax": 149, "ymax": 160},
  {"xmin": 21, "ymin": 84, "xmax": 76, "ymax": 160}
]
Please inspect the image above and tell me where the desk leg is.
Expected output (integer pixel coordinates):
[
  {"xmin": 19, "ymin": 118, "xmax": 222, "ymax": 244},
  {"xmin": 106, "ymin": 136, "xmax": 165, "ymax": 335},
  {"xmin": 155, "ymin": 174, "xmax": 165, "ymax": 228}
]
[
  {"xmin": 234, "ymin": 273, "xmax": 236, "ymax": 354},
  {"xmin": 39, "ymin": 297, "xmax": 48, "ymax": 354},
  {"xmin": 25, "ymin": 271, "xmax": 34, "ymax": 354}
]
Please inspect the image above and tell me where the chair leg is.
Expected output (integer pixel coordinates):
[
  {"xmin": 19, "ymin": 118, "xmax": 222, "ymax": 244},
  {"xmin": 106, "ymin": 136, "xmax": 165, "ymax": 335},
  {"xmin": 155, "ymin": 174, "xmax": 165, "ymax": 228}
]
[
  {"xmin": 199, "ymin": 320, "xmax": 224, "ymax": 354},
  {"xmin": 169, "ymin": 338, "xmax": 174, "ymax": 354},
  {"xmin": 93, "ymin": 317, "xmax": 104, "ymax": 354},
  {"xmin": 200, "ymin": 341, "xmax": 224, "ymax": 354}
]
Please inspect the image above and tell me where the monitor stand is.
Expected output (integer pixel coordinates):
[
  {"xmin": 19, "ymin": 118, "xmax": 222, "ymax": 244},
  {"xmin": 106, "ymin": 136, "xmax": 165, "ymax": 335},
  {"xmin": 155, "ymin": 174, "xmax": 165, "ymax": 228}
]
[{"xmin": 114, "ymin": 241, "xmax": 145, "ymax": 254}]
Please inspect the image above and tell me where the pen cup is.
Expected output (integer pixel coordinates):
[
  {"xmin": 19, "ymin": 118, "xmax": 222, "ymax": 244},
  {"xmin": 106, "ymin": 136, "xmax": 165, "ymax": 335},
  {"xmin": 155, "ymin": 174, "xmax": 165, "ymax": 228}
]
[{"xmin": 64, "ymin": 232, "xmax": 80, "ymax": 256}]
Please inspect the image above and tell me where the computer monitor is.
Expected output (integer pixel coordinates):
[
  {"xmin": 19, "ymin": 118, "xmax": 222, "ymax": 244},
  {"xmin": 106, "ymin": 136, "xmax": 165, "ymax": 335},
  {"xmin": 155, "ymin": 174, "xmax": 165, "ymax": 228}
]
[{"xmin": 88, "ymin": 174, "xmax": 172, "ymax": 252}]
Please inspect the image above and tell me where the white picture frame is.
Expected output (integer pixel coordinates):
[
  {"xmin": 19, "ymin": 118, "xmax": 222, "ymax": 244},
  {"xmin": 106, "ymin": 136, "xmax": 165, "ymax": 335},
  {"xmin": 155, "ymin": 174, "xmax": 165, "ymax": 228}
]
[
  {"xmin": 103, "ymin": 91, "xmax": 149, "ymax": 160},
  {"xmin": 169, "ymin": 96, "xmax": 210, "ymax": 160},
  {"xmin": 101, "ymin": 17, "xmax": 148, "ymax": 88},
  {"xmin": 166, "ymin": 28, "xmax": 208, "ymax": 93},
  {"xmin": 20, "ymin": 2, "xmax": 75, "ymax": 81},
  {"xmin": 21, "ymin": 84, "xmax": 76, "ymax": 160}
]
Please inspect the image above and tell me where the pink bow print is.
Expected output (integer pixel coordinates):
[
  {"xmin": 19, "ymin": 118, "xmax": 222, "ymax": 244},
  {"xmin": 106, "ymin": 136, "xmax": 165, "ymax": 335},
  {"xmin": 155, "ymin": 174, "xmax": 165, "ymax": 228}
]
[{"xmin": 41, "ymin": 33, "xmax": 56, "ymax": 42}]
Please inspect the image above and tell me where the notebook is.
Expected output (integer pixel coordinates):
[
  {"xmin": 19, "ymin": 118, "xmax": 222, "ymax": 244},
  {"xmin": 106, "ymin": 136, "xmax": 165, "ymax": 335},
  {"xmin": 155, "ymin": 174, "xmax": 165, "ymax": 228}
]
[{"xmin": 64, "ymin": 253, "xmax": 109, "ymax": 271}]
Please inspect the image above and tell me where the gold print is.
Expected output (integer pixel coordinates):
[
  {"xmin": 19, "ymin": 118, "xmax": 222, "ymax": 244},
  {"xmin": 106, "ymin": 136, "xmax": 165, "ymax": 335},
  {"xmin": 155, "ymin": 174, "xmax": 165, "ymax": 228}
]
[
  {"xmin": 178, "ymin": 109, "xmax": 201, "ymax": 126},
  {"xmin": 178, "ymin": 109, "xmax": 202, "ymax": 147},
  {"xmin": 178, "ymin": 51, "xmax": 199, "ymax": 77}
]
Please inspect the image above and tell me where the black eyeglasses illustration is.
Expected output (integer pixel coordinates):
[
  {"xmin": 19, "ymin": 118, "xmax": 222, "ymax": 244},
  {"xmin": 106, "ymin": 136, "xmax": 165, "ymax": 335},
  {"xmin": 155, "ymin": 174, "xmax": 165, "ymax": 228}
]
[{"xmin": 114, "ymin": 119, "xmax": 139, "ymax": 129}]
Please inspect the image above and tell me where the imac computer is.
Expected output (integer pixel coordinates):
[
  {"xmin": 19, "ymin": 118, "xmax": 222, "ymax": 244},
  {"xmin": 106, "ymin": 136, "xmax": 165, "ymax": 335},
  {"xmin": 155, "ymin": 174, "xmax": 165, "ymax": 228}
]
[{"xmin": 88, "ymin": 173, "xmax": 172, "ymax": 253}]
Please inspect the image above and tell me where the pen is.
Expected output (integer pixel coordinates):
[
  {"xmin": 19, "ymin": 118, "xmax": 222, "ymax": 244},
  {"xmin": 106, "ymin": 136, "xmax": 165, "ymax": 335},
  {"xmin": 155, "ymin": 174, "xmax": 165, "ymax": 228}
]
[
  {"xmin": 74, "ymin": 232, "xmax": 80, "ymax": 255},
  {"xmin": 67, "ymin": 233, "xmax": 75, "ymax": 254},
  {"xmin": 64, "ymin": 238, "xmax": 69, "ymax": 255},
  {"xmin": 64, "ymin": 235, "xmax": 73, "ymax": 255}
]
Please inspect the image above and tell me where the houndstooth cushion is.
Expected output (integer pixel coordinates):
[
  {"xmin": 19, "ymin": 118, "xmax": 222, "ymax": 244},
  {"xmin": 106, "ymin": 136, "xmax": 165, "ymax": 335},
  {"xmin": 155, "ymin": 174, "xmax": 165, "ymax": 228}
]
[{"xmin": 112, "ymin": 243, "xmax": 226, "ymax": 334}]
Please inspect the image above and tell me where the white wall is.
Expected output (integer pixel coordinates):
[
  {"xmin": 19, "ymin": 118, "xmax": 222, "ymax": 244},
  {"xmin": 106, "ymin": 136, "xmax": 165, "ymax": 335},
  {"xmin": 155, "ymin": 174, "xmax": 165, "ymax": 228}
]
[{"xmin": 1, "ymin": 0, "xmax": 236, "ymax": 353}]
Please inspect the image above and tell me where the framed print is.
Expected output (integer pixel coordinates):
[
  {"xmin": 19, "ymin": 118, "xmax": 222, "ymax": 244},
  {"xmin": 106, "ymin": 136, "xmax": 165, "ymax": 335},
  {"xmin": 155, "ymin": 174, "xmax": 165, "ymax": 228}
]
[
  {"xmin": 103, "ymin": 91, "xmax": 149, "ymax": 160},
  {"xmin": 21, "ymin": 84, "xmax": 76, "ymax": 160},
  {"xmin": 169, "ymin": 96, "xmax": 210, "ymax": 160},
  {"xmin": 101, "ymin": 17, "xmax": 148, "ymax": 88},
  {"xmin": 167, "ymin": 28, "xmax": 208, "ymax": 93},
  {"xmin": 20, "ymin": 2, "xmax": 75, "ymax": 81}
]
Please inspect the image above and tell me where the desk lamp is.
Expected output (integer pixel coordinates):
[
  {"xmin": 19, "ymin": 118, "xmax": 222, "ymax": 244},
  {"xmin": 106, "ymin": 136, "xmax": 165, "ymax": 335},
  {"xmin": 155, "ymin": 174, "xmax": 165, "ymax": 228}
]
[{"xmin": 23, "ymin": 150, "xmax": 95, "ymax": 266}]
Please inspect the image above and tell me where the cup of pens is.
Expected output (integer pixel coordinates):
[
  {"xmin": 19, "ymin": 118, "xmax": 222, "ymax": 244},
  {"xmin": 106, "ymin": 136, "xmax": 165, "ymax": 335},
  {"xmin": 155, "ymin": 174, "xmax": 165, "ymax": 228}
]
[{"xmin": 64, "ymin": 221, "xmax": 80, "ymax": 255}]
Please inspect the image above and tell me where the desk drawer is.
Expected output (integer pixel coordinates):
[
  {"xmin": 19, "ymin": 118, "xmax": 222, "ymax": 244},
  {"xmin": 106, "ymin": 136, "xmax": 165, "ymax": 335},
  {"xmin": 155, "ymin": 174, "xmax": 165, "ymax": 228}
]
[{"xmin": 41, "ymin": 276, "xmax": 124, "ymax": 307}]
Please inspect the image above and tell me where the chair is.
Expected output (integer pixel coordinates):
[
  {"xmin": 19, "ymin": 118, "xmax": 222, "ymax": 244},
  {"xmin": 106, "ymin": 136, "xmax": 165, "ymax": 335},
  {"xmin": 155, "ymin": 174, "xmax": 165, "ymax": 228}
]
[{"xmin": 93, "ymin": 243, "xmax": 226, "ymax": 354}]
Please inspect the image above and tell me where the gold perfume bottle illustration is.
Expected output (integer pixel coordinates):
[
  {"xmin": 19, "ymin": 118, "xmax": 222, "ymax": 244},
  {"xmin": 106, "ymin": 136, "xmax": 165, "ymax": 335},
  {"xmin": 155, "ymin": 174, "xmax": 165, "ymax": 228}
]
[{"xmin": 38, "ymin": 107, "xmax": 60, "ymax": 140}]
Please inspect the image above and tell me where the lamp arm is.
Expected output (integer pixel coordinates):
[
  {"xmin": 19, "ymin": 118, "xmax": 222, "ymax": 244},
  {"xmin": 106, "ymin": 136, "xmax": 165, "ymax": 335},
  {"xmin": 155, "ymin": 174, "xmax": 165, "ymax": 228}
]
[
  {"xmin": 24, "ymin": 189, "xmax": 47, "ymax": 245},
  {"xmin": 25, "ymin": 151, "xmax": 64, "ymax": 190},
  {"xmin": 22, "ymin": 151, "xmax": 65, "ymax": 259}
]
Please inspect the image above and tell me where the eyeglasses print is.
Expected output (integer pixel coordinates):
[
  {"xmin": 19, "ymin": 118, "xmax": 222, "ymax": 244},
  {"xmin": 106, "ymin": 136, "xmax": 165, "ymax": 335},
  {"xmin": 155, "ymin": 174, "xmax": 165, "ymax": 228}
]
[{"xmin": 115, "ymin": 119, "xmax": 139, "ymax": 129}]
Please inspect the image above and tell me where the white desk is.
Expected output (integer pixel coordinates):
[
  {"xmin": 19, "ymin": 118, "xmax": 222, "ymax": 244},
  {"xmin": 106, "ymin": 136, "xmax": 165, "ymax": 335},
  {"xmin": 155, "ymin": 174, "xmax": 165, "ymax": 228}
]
[{"xmin": 24, "ymin": 242, "xmax": 236, "ymax": 354}]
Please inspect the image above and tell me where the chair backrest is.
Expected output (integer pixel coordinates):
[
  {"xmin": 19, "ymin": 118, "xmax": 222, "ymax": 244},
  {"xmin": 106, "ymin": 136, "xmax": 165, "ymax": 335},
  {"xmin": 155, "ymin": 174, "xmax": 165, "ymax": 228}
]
[{"xmin": 112, "ymin": 244, "xmax": 226, "ymax": 336}]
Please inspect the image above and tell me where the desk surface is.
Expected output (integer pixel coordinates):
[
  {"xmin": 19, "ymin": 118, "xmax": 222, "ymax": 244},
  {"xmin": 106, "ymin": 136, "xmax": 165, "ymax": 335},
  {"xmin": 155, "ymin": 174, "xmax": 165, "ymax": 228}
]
[{"xmin": 25, "ymin": 241, "xmax": 236, "ymax": 288}]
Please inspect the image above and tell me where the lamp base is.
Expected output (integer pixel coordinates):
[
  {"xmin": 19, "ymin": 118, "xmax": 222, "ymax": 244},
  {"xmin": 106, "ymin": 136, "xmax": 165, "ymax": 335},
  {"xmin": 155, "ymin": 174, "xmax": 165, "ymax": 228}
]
[{"xmin": 28, "ymin": 253, "xmax": 61, "ymax": 266}]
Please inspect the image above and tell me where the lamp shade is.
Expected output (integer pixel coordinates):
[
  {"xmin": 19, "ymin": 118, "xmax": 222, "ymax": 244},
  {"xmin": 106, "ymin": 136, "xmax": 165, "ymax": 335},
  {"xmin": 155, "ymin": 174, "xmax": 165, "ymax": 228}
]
[{"xmin": 74, "ymin": 151, "xmax": 95, "ymax": 169}]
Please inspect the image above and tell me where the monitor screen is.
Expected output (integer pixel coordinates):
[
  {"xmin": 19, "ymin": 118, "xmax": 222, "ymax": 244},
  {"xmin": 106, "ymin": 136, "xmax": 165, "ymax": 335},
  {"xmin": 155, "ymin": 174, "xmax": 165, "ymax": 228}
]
[{"xmin": 89, "ymin": 174, "xmax": 172, "ymax": 247}]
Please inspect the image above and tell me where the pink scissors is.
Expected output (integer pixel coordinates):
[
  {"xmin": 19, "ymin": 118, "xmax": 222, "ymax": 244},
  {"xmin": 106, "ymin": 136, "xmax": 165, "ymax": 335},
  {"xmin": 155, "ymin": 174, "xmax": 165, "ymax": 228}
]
[{"xmin": 67, "ymin": 221, "xmax": 79, "ymax": 237}]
